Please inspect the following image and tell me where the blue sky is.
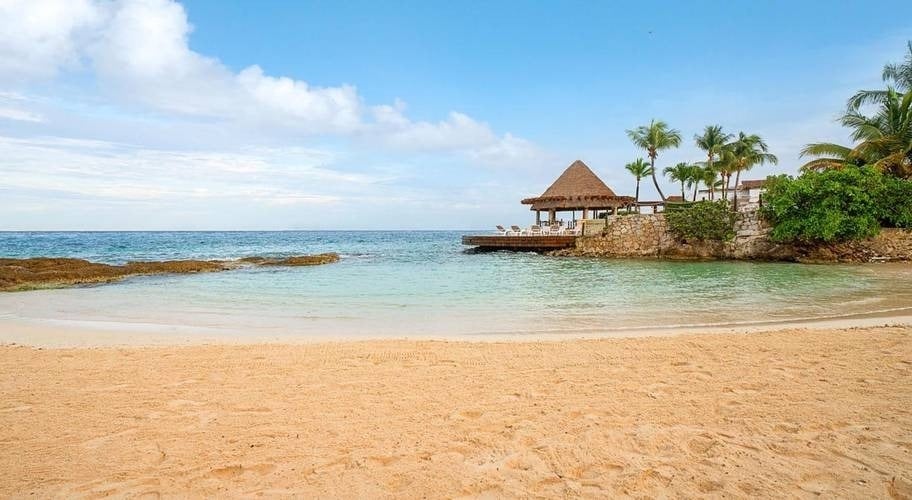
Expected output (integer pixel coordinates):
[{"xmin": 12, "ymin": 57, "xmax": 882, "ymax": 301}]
[{"xmin": 1, "ymin": 0, "xmax": 910, "ymax": 230}]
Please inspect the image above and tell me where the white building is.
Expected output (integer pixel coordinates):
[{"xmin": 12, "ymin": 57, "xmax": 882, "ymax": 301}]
[{"xmin": 736, "ymin": 179, "xmax": 767, "ymax": 205}]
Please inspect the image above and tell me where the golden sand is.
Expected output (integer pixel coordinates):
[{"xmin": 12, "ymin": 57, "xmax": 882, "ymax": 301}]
[{"xmin": 1, "ymin": 326, "xmax": 911, "ymax": 498}]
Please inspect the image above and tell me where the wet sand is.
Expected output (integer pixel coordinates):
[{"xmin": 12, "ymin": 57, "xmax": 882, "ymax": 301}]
[{"xmin": 2, "ymin": 325, "xmax": 911, "ymax": 497}]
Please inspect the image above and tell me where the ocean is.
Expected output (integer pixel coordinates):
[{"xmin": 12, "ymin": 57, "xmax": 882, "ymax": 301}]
[{"xmin": 2, "ymin": 231, "xmax": 912, "ymax": 338}]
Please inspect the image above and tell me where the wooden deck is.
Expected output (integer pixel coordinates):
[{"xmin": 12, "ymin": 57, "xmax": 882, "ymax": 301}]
[{"xmin": 461, "ymin": 235, "xmax": 577, "ymax": 251}]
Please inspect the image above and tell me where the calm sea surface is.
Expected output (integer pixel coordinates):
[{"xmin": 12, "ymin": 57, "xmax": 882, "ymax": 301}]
[{"xmin": 2, "ymin": 231, "xmax": 912, "ymax": 338}]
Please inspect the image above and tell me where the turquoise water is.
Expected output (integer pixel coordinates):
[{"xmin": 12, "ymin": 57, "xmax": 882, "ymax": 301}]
[{"xmin": 2, "ymin": 231, "xmax": 912, "ymax": 337}]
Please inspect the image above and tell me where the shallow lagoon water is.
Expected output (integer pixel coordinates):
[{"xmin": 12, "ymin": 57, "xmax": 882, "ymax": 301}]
[{"xmin": 2, "ymin": 231, "xmax": 912, "ymax": 338}]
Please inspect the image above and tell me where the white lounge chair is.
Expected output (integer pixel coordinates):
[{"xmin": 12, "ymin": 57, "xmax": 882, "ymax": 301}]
[
  {"xmin": 510, "ymin": 225, "xmax": 523, "ymax": 236},
  {"xmin": 529, "ymin": 225, "xmax": 542, "ymax": 236},
  {"xmin": 550, "ymin": 224, "xmax": 563, "ymax": 235},
  {"xmin": 495, "ymin": 225, "xmax": 508, "ymax": 235}
]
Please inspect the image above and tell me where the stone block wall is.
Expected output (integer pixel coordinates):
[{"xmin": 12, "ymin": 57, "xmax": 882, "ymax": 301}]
[
  {"xmin": 572, "ymin": 214, "xmax": 679, "ymax": 258},
  {"xmin": 562, "ymin": 209, "xmax": 912, "ymax": 262}
]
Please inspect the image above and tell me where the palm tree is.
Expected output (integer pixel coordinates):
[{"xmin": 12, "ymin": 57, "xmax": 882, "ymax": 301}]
[
  {"xmin": 699, "ymin": 165, "xmax": 720, "ymax": 201},
  {"xmin": 848, "ymin": 41, "xmax": 912, "ymax": 109},
  {"xmin": 802, "ymin": 88, "xmax": 912, "ymax": 177},
  {"xmin": 725, "ymin": 132, "xmax": 778, "ymax": 210},
  {"xmin": 663, "ymin": 162, "xmax": 695, "ymax": 199},
  {"xmin": 694, "ymin": 125, "xmax": 733, "ymax": 197},
  {"xmin": 625, "ymin": 158, "xmax": 654, "ymax": 210},
  {"xmin": 844, "ymin": 88, "xmax": 912, "ymax": 177},
  {"xmin": 799, "ymin": 143, "xmax": 866, "ymax": 172},
  {"xmin": 626, "ymin": 120, "xmax": 682, "ymax": 200},
  {"xmin": 688, "ymin": 167, "xmax": 702, "ymax": 201}
]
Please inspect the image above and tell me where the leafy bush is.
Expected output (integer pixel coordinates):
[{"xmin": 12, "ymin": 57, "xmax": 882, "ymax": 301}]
[
  {"xmin": 665, "ymin": 200, "xmax": 736, "ymax": 241},
  {"xmin": 760, "ymin": 167, "xmax": 883, "ymax": 243},
  {"xmin": 878, "ymin": 176, "xmax": 912, "ymax": 228}
]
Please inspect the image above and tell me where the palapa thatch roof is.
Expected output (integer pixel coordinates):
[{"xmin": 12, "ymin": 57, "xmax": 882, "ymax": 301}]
[{"xmin": 521, "ymin": 160, "xmax": 634, "ymax": 210}]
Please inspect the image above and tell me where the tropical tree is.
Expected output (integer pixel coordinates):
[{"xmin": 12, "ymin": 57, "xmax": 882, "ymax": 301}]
[
  {"xmin": 688, "ymin": 167, "xmax": 702, "ymax": 201},
  {"xmin": 663, "ymin": 162, "xmax": 696, "ymax": 199},
  {"xmin": 848, "ymin": 41, "xmax": 912, "ymax": 110},
  {"xmin": 725, "ymin": 132, "xmax": 779, "ymax": 209},
  {"xmin": 625, "ymin": 158, "xmax": 654, "ymax": 210},
  {"xmin": 626, "ymin": 120, "xmax": 682, "ymax": 200},
  {"xmin": 699, "ymin": 165, "xmax": 721, "ymax": 201},
  {"xmin": 799, "ymin": 143, "xmax": 865, "ymax": 172},
  {"xmin": 802, "ymin": 88, "xmax": 912, "ymax": 178},
  {"xmin": 844, "ymin": 88, "xmax": 912, "ymax": 177},
  {"xmin": 694, "ymin": 125, "xmax": 733, "ymax": 197}
]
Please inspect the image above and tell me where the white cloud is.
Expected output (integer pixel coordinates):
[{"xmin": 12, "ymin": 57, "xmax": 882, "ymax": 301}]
[
  {"xmin": 0, "ymin": 135, "xmax": 369, "ymax": 206},
  {"xmin": 371, "ymin": 104, "xmax": 547, "ymax": 165},
  {"xmin": 469, "ymin": 133, "xmax": 550, "ymax": 167},
  {"xmin": 0, "ymin": 106, "xmax": 43, "ymax": 122},
  {"xmin": 379, "ymin": 111, "xmax": 494, "ymax": 151},
  {"xmin": 237, "ymin": 65, "xmax": 363, "ymax": 133},
  {"xmin": 0, "ymin": 0, "xmax": 102, "ymax": 82},
  {"xmin": 0, "ymin": 0, "xmax": 541, "ymax": 159}
]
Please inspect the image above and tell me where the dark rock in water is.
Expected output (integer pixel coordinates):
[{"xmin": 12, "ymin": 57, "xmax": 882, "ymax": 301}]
[
  {"xmin": 0, "ymin": 253, "xmax": 340, "ymax": 292},
  {"xmin": 238, "ymin": 253, "xmax": 340, "ymax": 266}
]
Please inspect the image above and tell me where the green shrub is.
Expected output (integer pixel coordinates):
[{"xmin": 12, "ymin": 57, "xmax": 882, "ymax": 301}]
[
  {"xmin": 665, "ymin": 200, "xmax": 736, "ymax": 241},
  {"xmin": 760, "ymin": 167, "xmax": 883, "ymax": 243},
  {"xmin": 878, "ymin": 176, "xmax": 912, "ymax": 228}
]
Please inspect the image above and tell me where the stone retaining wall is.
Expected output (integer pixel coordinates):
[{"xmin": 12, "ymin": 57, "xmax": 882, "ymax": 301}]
[{"xmin": 564, "ymin": 211, "xmax": 912, "ymax": 262}]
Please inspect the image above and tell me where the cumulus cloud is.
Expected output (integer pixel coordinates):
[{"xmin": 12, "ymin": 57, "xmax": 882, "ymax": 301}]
[
  {"xmin": 0, "ymin": 0, "xmax": 103, "ymax": 82},
  {"xmin": 0, "ymin": 0, "xmax": 543, "ymax": 161},
  {"xmin": 370, "ymin": 103, "xmax": 547, "ymax": 166}
]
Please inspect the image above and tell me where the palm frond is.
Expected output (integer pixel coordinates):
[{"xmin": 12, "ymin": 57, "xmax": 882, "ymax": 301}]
[
  {"xmin": 799, "ymin": 158, "xmax": 848, "ymax": 172},
  {"xmin": 847, "ymin": 89, "xmax": 890, "ymax": 110},
  {"xmin": 800, "ymin": 143, "xmax": 852, "ymax": 159}
]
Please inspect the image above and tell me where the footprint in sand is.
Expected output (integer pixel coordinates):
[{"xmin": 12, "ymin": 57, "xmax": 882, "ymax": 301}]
[
  {"xmin": 209, "ymin": 463, "xmax": 276, "ymax": 479},
  {"xmin": 368, "ymin": 455, "xmax": 400, "ymax": 466},
  {"xmin": 688, "ymin": 435, "xmax": 720, "ymax": 455},
  {"xmin": 454, "ymin": 409, "xmax": 483, "ymax": 420}
]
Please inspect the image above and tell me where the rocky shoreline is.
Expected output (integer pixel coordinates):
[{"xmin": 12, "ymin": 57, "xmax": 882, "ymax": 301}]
[
  {"xmin": 0, "ymin": 253, "xmax": 340, "ymax": 292},
  {"xmin": 553, "ymin": 211, "xmax": 912, "ymax": 263}
]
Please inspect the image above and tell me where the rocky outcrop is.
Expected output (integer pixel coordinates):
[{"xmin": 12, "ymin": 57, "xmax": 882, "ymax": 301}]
[
  {"xmin": 238, "ymin": 253, "xmax": 340, "ymax": 266},
  {"xmin": 0, "ymin": 253, "xmax": 341, "ymax": 292},
  {"xmin": 557, "ymin": 211, "xmax": 912, "ymax": 263}
]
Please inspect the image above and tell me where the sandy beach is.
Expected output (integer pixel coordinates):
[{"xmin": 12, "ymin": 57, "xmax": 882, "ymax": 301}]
[{"xmin": 2, "ymin": 325, "xmax": 911, "ymax": 498}]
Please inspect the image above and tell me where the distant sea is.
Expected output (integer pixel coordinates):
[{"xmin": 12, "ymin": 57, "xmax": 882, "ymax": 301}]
[{"xmin": 2, "ymin": 231, "xmax": 912, "ymax": 338}]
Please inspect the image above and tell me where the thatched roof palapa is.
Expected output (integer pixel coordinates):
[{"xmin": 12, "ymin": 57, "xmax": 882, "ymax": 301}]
[{"xmin": 521, "ymin": 160, "xmax": 634, "ymax": 210}]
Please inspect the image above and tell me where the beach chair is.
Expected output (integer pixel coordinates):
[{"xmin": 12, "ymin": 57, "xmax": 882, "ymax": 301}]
[
  {"xmin": 529, "ymin": 225, "xmax": 542, "ymax": 236},
  {"xmin": 510, "ymin": 225, "xmax": 522, "ymax": 236},
  {"xmin": 495, "ymin": 225, "xmax": 509, "ymax": 235},
  {"xmin": 550, "ymin": 224, "xmax": 563, "ymax": 235}
]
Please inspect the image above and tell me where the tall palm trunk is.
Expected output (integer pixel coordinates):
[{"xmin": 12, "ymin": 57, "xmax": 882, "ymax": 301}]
[
  {"xmin": 634, "ymin": 177, "xmax": 641, "ymax": 213},
  {"xmin": 649, "ymin": 155, "xmax": 665, "ymax": 200},
  {"xmin": 732, "ymin": 169, "xmax": 742, "ymax": 211},
  {"xmin": 692, "ymin": 183, "xmax": 698, "ymax": 202},
  {"xmin": 680, "ymin": 181, "xmax": 685, "ymax": 199}
]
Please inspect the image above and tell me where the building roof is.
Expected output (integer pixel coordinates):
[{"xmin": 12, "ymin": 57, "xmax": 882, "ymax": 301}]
[
  {"xmin": 738, "ymin": 179, "xmax": 766, "ymax": 190},
  {"xmin": 665, "ymin": 195, "xmax": 685, "ymax": 202},
  {"xmin": 521, "ymin": 160, "xmax": 634, "ymax": 210}
]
